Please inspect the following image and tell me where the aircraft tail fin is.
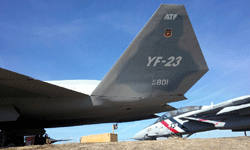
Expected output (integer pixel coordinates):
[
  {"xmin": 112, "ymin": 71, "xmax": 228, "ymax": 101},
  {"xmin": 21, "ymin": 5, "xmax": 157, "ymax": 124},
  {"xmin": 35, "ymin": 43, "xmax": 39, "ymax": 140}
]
[{"xmin": 91, "ymin": 4, "xmax": 208, "ymax": 101}]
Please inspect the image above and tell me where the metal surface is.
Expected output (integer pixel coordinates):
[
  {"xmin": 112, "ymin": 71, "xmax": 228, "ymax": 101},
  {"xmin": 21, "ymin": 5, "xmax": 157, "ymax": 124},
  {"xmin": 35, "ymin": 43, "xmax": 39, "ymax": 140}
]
[
  {"xmin": 0, "ymin": 5, "xmax": 208, "ymax": 130},
  {"xmin": 133, "ymin": 95, "xmax": 250, "ymax": 140}
]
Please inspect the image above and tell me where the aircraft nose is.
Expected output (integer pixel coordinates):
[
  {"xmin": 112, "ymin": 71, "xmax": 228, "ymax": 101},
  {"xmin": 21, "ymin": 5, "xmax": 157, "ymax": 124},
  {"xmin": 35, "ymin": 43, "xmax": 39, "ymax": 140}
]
[{"xmin": 133, "ymin": 130, "xmax": 145, "ymax": 140}]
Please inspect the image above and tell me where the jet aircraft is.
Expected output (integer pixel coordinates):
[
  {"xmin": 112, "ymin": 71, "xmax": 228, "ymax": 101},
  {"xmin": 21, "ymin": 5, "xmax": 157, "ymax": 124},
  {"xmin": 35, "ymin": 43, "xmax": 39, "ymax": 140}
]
[
  {"xmin": 0, "ymin": 4, "xmax": 208, "ymax": 146},
  {"xmin": 133, "ymin": 95, "xmax": 250, "ymax": 140}
]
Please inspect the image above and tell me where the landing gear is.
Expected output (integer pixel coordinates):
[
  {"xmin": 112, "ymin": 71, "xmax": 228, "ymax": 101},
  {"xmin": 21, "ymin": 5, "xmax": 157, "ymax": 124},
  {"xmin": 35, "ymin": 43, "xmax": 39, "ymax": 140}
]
[
  {"xmin": 0, "ymin": 128, "xmax": 50, "ymax": 147},
  {"xmin": 33, "ymin": 133, "xmax": 50, "ymax": 145},
  {"xmin": 168, "ymin": 134, "xmax": 182, "ymax": 139},
  {"xmin": 244, "ymin": 131, "xmax": 247, "ymax": 136},
  {"xmin": 0, "ymin": 130, "xmax": 25, "ymax": 147},
  {"xmin": 6, "ymin": 142, "xmax": 16, "ymax": 147},
  {"xmin": 142, "ymin": 134, "xmax": 156, "ymax": 141},
  {"xmin": 150, "ymin": 137, "xmax": 157, "ymax": 140},
  {"xmin": 184, "ymin": 133, "xmax": 194, "ymax": 139}
]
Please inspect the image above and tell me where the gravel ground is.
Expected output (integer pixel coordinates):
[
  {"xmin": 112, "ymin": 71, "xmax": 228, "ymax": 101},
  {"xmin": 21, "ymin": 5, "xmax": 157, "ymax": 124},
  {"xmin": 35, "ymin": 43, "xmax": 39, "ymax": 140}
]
[{"xmin": 2, "ymin": 136, "xmax": 250, "ymax": 150}]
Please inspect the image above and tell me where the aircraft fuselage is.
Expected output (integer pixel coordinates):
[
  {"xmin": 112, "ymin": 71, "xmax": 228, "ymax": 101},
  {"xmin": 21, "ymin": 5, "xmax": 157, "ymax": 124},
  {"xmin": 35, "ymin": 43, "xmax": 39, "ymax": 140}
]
[{"xmin": 133, "ymin": 95, "xmax": 250, "ymax": 140}]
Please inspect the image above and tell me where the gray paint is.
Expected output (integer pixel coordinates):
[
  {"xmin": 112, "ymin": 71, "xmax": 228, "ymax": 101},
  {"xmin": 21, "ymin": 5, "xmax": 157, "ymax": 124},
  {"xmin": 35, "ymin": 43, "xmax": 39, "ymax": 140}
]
[
  {"xmin": 0, "ymin": 5, "xmax": 208, "ymax": 130},
  {"xmin": 92, "ymin": 4, "xmax": 208, "ymax": 98},
  {"xmin": 0, "ymin": 106, "xmax": 19, "ymax": 122}
]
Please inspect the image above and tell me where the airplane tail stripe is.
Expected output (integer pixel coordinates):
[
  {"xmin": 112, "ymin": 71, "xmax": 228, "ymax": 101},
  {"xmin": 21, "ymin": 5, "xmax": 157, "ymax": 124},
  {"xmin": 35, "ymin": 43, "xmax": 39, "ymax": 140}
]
[{"xmin": 161, "ymin": 121, "xmax": 179, "ymax": 133}]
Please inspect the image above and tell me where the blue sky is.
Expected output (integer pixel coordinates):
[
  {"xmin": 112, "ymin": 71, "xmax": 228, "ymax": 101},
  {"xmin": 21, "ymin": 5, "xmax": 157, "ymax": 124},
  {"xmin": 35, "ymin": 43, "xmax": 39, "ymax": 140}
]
[{"xmin": 1, "ymin": 0, "xmax": 250, "ymax": 143}]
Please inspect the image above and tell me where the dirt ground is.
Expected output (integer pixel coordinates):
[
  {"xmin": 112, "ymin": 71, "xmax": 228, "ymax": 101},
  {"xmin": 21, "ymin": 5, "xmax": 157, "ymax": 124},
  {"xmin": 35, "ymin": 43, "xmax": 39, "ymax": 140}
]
[{"xmin": 2, "ymin": 136, "xmax": 250, "ymax": 150}]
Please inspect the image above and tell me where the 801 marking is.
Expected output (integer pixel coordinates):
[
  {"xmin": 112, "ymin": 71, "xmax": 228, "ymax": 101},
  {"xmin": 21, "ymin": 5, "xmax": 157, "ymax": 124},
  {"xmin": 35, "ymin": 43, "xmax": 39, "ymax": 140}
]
[{"xmin": 152, "ymin": 79, "xmax": 169, "ymax": 85}]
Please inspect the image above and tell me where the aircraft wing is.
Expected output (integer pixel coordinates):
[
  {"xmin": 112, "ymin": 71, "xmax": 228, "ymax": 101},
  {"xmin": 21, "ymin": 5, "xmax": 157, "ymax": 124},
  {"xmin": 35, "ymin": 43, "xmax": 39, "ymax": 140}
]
[
  {"xmin": 180, "ymin": 102, "xmax": 250, "ymax": 126},
  {"xmin": 181, "ymin": 116, "xmax": 220, "ymax": 124},
  {"xmin": 216, "ymin": 103, "xmax": 250, "ymax": 115},
  {"xmin": 0, "ymin": 4, "xmax": 207, "ymax": 129},
  {"xmin": 180, "ymin": 103, "xmax": 250, "ymax": 121},
  {"xmin": 0, "ymin": 68, "xmax": 89, "ymax": 98},
  {"xmin": 0, "ymin": 68, "xmax": 90, "ymax": 122}
]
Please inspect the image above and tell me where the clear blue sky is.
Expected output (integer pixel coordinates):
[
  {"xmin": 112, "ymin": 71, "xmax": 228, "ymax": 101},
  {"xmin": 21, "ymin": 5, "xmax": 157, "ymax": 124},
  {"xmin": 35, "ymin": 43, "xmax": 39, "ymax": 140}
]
[{"xmin": 1, "ymin": 0, "xmax": 250, "ymax": 142}]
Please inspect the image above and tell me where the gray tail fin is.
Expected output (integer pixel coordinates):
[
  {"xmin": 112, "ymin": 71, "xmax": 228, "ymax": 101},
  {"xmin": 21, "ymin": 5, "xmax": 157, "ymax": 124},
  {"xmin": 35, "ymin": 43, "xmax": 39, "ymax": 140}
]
[{"xmin": 91, "ymin": 4, "xmax": 208, "ymax": 100}]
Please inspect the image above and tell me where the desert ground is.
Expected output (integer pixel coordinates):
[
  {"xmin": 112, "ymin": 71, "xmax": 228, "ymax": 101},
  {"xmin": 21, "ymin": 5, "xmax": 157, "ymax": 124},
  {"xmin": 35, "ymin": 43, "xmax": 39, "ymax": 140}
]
[{"xmin": 2, "ymin": 136, "xmax": 250, "ymax": 150}]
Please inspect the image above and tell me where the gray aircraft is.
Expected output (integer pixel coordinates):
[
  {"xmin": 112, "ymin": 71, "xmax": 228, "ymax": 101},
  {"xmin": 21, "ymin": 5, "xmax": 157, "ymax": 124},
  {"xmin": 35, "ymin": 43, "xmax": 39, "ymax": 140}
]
[
  {"xmin": 133, "ymin": 95, "xmax": 250, "ymax": 140},
  {"xmin": 0, "ymin": 4, "xmax": 208, "ymax": 146}
]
